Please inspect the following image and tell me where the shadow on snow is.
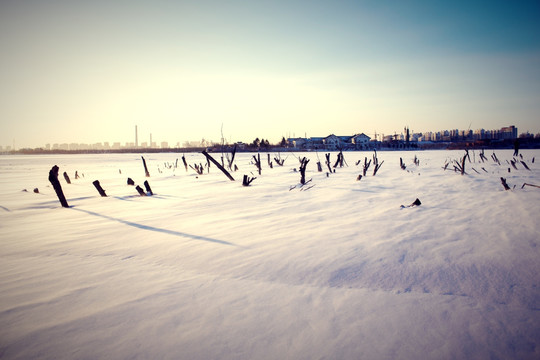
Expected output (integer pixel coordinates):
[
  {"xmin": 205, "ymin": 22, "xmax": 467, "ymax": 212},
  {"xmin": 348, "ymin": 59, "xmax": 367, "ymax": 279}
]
[{"xmin": 70, "ymin": 207, "xmax": 237, "ymax": 247}]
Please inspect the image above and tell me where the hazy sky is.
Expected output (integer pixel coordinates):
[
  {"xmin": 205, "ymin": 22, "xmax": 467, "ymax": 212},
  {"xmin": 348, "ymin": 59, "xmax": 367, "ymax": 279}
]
[{"xmin": 1, "ymin": 0, "xmax": 539, "ymax": 148}]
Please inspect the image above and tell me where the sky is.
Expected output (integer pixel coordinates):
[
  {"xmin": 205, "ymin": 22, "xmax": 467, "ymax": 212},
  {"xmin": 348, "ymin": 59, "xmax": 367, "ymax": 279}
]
[{"xmin": 1, "ymin": 0, "xmax": 539, "ymax": 148}]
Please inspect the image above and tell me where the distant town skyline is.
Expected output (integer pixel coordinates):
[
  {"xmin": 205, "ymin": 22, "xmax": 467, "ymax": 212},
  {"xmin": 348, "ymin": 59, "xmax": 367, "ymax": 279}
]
[
  {"xmin": 2, "ymin": 124, "xmax": 533, "ymax": 152},
  {"xmin": 2, "ymin": 1, "xmax": 540, "ymax": 149}
]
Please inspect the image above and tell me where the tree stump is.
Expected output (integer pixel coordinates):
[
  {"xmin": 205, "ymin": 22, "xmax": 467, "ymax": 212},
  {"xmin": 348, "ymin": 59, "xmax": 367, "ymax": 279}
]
[
  {"xmin": 92, "ymin": 180, "xmax": 107, "ymax": 197},
  {"xmin": 63, "ymin": 172, "xmax": 71, "ymax": 184},
  {"xmin": 127, "ymin": 177, "xmax": 135, "ymax": 186},
  {"xmin": 242, "ymin": 175, "xmax": 256, "ymax": 186},
  {"xmin": 49, "ymin": 165, "xmax": 69, "ymax": 208},
  {"xmin": 299, "ymin": 157, "xmax": 310, "ymax": 185}
]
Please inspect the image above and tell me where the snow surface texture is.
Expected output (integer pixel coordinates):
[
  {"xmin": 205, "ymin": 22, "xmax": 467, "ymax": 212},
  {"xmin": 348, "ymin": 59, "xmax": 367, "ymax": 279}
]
[{"xmin": 1, "ymin": 150, "xmax": 539, "ymax": 360}]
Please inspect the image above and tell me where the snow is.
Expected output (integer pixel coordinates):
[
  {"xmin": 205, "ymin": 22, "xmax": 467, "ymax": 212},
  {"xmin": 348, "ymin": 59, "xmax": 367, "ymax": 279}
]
[{"xmin": 1, "ymin": 150, "xmax": 539, "ymax": 359}]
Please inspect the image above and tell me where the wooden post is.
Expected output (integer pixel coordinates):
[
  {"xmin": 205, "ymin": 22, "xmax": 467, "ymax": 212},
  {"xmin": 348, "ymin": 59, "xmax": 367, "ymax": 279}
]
[
  {"xmin": 141, "ymin": 156, "xmax": 150, "ymax": 177},
  {"xmin": 92, "ymin": 180, "xmax": 107, "ymax": 197},
  {"xmin": 202, "ymin": 150, "xmax": 235, "ymax": 181},
  {"xmin": 63, "ymin": 171, "xmax": 71, "ymax": 184},
  {"xmin": 144, "ymin": 180, "xmax": 153, "ymax": 195},
  {"xmin": 48, "ymin": 165, "xmax": 69, "ymax": 208}
]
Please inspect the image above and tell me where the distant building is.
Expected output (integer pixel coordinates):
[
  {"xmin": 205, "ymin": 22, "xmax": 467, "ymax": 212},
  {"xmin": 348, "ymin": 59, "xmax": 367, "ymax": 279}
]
[
  {"xmin": 323, "ymin": 134, "xmax": 342, "ymax": 150},
  {"xmin": 500, "ymin": 126, "xmax": 518, "ymax": 140},
  {"xmin": 351, "ymin": 133, "xmax": 371, "ymax": 149}
]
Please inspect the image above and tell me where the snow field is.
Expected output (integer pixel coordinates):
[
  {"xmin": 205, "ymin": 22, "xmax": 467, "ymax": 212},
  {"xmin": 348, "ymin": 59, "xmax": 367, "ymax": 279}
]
[{"xmin": 1, "ymin": 150, "xmax": 539, "ymax": 359}]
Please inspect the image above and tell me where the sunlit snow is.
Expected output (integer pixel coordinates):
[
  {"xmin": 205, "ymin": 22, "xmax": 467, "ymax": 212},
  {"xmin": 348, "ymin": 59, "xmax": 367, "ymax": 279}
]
[{"xmin": 1, "ymin": 150, "xmax": 539, "ymax": 359}]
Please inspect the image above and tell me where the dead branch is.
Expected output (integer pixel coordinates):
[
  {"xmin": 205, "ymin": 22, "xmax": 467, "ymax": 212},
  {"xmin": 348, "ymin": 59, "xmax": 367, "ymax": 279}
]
[
  {"xmin": 325, "ymin": 153, "xmax": 332, "ymax": 173},
  {"xmin": 363, "ymin": 157, "xmax": 371, "ymax": 176},
  {"xmin": 242, "ymin": 175, "xmax": 256, "ymax": 186},
  {"xmin": 202, "ymin": 150, "xmax": 235, "ymax": 181},
  {"xmin": 521, "ymin": 183, "xmax": 540, "ymax": 189},
  {"xmin": 252, "ymin": 153, "xmax": 262, "ymax": 175},
  {"xmin": 141, "ymin": 156, "xmax": 150, "ymax": 177},
  {"xmin": 520, "ymin": 161, "xmax": 531, "ymax": 170},
  {"xmin": 500, "ymin": 177, "xmax": 511, "ymax": 190},
  {"xmin": 182, "ymin": 155, "xmax": 188, "ymax": 172}
]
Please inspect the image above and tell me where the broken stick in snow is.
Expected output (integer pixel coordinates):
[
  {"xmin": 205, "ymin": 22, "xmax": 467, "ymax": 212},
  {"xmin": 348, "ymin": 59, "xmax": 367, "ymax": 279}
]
[
  {"xmin": 242, "ymin": 175, "xmax": 256, "ymax": 186},
  {"xmin": 182, "ymin": 155, "xmax": 188, "ymax": 172},
  {"xmin": 144, "ymin": 180, "xmax": 153, "ymax": 195},
  {"xmin": 520, "ymin": 161, "xmax": 531, "ymax": 170},
  {"xmin": 363, "ymin": 157, "xmax": 371, "ymax": 176},
  {"xmin": 141, "ymin": 156, "xmax": 150, "ymax": 177},
  {"xmin": 325, "ymin": 153, "xmax": 332, "ymax": 173},
  {"xmin": 299, "ymin": 157, "xmax": 310, "ymax": 185},
  {"xmin": 202, "ymin": 150, "xmax": 235, "ymax": 181},
  {"xmin": 92, "ymin": 180, "xmax": 107, "ymax": 197},
  {"xmin": 521, "ymin": 183, "xmax": 540, "ymax": 189},
  {"xmin": 372, "ymin": 151, "xmax": 383, "ymax": 176},
  {"xmin": 63, "ymin": 172, "xmax": 71, "ymax": 184},
  {"xmin": 48, "ymin": 165, "xmax": 69, "ymax": 208},
  {"xmin": 274, "ymin": 153, "xmax": 285, "ymax": 166},
  {"xmin": 500, "ymin": 177, "xmax": 511, "ymax": 191},
  {"xmin": 252, "ymin": 153, "xmax": 262, "ymax": 175}
]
